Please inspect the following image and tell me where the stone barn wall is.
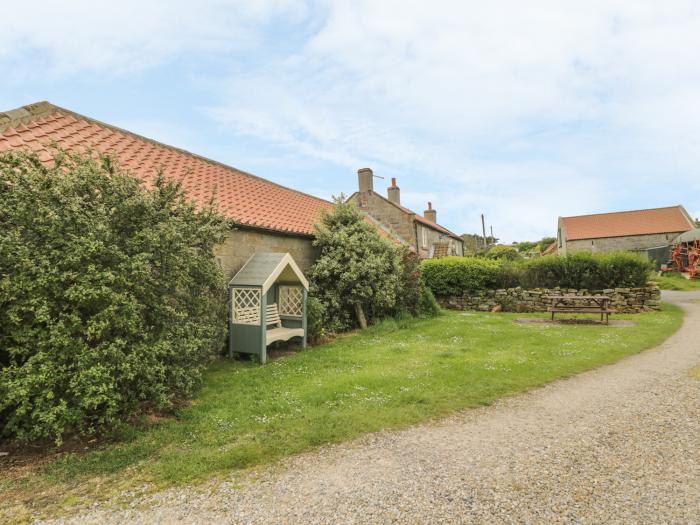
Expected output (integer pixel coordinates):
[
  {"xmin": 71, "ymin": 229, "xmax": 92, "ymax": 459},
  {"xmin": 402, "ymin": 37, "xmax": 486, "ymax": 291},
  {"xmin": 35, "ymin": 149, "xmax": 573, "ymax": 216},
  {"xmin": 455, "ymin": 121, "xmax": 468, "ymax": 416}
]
[
  {"xmin": 214, "ymin": 228, "xmax": 319, "ymax": 282},
  {"xmin": 562, "ymin": 233, "xmax": 682, "ymax": 255},
  {"xmin": 438, "ymin": 286, "xmax": 661, "ymax": 314}
]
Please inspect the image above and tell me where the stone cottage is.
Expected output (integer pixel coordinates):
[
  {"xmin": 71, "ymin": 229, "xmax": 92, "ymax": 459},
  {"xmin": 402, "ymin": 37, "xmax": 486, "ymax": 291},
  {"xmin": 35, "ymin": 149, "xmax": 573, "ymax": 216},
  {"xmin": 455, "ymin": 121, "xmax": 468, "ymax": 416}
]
[
  {"xmin": 0, "ymin": 101, "xmax": 334, "ymax": 280},
  {"xmin": 347, "ymin": 168, "xmax": 464, "ymax": 258},
  {"xmin": 557, "ymin": 205, "xmax": 696, "ymax": 255}
]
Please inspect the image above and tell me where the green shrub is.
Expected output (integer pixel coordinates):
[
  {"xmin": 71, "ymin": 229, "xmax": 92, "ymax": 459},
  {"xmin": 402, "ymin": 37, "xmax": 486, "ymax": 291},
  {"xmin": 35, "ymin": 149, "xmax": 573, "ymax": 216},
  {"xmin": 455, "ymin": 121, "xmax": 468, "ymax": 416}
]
[
  {"xmin": 421, "ymin": 257, "xmax": 500, "ymax": 296},
  {"xmin": 417, "ymin": 286, "xmax": 441, "ymax": 316},
  {"xmin": 0, "ymin": 150, "xmax": 229, "ymax": 443},
  {"xmin": 421, "ymin": 252, "xmax": 652, "ymax": 296},
  {"xmin": 309, "ymin": 198, "xmax": 402, "ymax": 331},
  {"xmin": 305, "ymin": 296, "xmax": 326, "ymax": 344},
  {"xmin": 521, "ymin": 252, "xmax": 652, "ymax": 289},
  {"xmin": 495, "ymin": 262, "xmax": 523, "ymax": 289},
  {"xmin": 485, "ymin": 245, "xmax": 522, "ymax": 261},
  {"xmin": 394, "ymin": 247, "xmax": 439, "ymax": 317}
]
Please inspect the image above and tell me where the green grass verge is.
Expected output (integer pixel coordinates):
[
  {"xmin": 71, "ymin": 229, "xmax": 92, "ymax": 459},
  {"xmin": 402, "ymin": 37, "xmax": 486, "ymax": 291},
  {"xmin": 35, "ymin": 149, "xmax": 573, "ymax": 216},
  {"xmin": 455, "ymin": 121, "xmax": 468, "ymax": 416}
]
[
  {"xmin": 1, "ymin": 304, "xmax": 684, "ymax": 521},
  {"xmin": 654, "ymin": 273, "xmax": 700, "ymax": 291}
]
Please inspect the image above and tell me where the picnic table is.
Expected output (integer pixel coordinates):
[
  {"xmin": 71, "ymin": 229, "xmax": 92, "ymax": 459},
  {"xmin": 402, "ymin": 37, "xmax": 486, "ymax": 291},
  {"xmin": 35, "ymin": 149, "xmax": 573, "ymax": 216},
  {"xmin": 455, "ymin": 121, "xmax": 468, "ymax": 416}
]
[{"xmin": 545, "ymin": 295, "xmax": 613, "ymax": 324}]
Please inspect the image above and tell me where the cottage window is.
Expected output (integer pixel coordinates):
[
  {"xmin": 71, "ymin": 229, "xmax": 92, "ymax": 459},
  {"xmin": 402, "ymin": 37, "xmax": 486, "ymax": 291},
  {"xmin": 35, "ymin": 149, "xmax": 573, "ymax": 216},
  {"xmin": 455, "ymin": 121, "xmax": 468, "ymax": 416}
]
[{"xmin": 421, "ymin": 227, "xmax": 428, "ymax": 248}]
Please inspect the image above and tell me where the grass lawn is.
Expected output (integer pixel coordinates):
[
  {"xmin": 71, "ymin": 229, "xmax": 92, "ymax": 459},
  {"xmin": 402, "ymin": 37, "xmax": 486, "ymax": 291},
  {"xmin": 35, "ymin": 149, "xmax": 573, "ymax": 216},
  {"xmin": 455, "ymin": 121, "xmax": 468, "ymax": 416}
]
[
  {"xmin": 653, "ymin": 273, "xmax": 700, "ymax": 291},
  {"xmin": 1, "ymin": 304, "xmax": 683, "ymax": 521}
]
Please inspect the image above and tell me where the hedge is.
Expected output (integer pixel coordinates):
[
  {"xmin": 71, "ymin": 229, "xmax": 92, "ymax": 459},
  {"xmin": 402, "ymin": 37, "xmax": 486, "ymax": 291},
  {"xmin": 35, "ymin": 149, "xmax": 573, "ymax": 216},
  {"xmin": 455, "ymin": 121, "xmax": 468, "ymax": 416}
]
[
  {"xmin": 422, "ymin": 252, "xmax": 652, "ymax": 296},
  {"xmin": 521, "ymin": 252, "xmax": 653, "ymax": 289},
  {"xmin": 421, "ymin": 257, "xmax": 501, "ymax": 296}
]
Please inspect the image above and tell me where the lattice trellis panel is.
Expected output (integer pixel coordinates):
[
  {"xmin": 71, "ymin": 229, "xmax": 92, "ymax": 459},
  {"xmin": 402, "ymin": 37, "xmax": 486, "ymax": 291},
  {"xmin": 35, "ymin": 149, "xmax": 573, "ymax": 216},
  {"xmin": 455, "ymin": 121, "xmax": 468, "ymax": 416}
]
[
  {"xmin": 279, "ymin": 286, "xmax": 303, "ymax": 317},
  {"xmin": 232, "ymin": 288, "xmax": 261, "ymax": 325}
]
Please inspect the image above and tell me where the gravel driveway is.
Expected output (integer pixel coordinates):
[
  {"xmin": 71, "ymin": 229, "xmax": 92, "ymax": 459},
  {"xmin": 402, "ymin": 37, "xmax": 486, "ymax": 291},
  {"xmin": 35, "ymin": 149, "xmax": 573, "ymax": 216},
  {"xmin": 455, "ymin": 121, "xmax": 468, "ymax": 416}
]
[{"xmin": 48, "ymin": 293, "xmax": 700, "ymax": 524}]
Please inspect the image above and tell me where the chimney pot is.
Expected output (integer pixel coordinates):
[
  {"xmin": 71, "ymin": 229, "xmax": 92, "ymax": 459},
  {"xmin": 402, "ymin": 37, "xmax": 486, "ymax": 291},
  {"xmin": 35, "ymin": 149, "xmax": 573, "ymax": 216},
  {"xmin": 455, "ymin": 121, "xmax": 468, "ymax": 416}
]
[
  {"xmin": 387, "ymin": 177, "xmax": 401, "ymax": 205},
  {"xmin": 358, "ymin": 167, "xmax": 374, "ymax": 193},
  {"xmin": 424, "ymin": 202, "xmax": 437, "ymax": 223}
]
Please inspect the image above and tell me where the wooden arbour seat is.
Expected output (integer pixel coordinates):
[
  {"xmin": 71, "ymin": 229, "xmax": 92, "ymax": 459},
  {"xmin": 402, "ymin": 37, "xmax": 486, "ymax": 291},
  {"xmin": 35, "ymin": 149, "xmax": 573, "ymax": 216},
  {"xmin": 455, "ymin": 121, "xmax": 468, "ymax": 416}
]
[{"xmin": 265, "ymin": 303, "xmax": 304, "ymax": 345}]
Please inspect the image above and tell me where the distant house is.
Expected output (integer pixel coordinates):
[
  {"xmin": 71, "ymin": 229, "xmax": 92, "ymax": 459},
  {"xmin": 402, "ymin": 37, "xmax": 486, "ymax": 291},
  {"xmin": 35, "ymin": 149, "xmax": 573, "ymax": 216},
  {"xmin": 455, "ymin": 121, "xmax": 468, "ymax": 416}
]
[
  {"xmin": 0, "ymin": 101, "xmax": 335, "ymax": 280},
  {"xmin": 347, "ymin": 168, "xmax": 464, "ymax": 258},
  {"xmin": 557, "ymin": 205, "xmax": 696, "ymax": 255}
]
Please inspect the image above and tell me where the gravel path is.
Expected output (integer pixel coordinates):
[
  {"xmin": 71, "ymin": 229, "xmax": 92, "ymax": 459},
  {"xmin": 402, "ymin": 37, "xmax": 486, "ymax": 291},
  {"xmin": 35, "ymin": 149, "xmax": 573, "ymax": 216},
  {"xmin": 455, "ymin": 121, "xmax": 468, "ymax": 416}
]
[{"xmin": 48, "ymin": 293, "xmax": 700, "ymax": 524}]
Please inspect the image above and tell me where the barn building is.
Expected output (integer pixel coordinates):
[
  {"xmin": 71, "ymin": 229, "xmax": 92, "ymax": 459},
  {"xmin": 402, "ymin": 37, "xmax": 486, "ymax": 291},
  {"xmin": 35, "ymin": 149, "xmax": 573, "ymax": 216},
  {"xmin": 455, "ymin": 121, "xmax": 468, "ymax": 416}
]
[
  {"xmin": 557, "ymin": 206, "xmax": 696, "ymax": 255},
  {"xmin": 0, "ymin": 101, "xmax": 337, "ymax": 281}
]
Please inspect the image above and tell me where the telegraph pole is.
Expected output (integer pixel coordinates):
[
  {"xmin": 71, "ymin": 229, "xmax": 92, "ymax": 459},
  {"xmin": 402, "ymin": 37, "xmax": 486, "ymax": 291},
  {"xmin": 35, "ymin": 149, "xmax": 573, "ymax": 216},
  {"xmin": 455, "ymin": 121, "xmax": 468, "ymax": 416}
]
[{"xmin": 481, "ymin": 214, "xmax": 487, "ymax": 247}]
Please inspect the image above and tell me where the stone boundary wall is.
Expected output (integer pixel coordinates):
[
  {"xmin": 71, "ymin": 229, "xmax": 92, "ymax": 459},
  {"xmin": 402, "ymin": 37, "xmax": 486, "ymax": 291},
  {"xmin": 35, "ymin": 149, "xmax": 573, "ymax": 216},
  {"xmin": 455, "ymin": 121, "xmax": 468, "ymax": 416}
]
[{"xmin": 437, "ymin": 285, "xmax": 661, "ymax": 313}]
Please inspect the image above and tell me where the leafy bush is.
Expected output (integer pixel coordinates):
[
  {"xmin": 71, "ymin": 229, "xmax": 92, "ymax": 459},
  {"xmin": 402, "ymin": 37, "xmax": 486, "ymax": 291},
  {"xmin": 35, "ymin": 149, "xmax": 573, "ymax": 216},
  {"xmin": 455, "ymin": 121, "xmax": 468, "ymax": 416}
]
[
  {"xmin": 522, "ymin": 252, "xmax": 652, "ymax": 289},
  {"xmin": 417, "ymin": 286, "xmax": 441, "ymax": 316},
  {"xmin": 422, "ymin": 252, "xmax": 652, "ymax": 296},
  {"xmin": 393, "ymin": 246, "xmax": 439, "ymax": 317},
  {"xmin": 494, "ymin": 262, "xmax": 523, "ymax": 289},
  {"xmin": 0, "ymin": 150, "xmax": 229, "ymax": 443},
  {"xmin": 485, "ymin": 245, "xmax": 522, "ymax": 261},
  {"xmin": 309, "ymin": 198, "xmax": 402, "ymax": 331},
  {"xmin": 421, "ymin": 257, "xmax": 501, "ymax": 296},
  {"xmin": 305, "ymin": 296, "xmax": 327, "ymax": 344}
]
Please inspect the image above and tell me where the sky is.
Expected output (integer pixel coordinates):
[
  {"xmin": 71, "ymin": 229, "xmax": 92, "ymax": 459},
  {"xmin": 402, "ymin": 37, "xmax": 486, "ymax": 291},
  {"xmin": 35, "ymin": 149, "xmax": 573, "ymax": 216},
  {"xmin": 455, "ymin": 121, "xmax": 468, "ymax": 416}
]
[{"xmin": 2, "ymin": 1, "xmax": 700, "ymax": 242}]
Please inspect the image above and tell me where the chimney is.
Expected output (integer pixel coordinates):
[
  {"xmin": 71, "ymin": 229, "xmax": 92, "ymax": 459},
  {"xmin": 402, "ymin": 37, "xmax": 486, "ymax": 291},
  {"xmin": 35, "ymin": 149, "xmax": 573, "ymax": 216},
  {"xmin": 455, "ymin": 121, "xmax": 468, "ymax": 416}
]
[
  {"xmin": 387, "ymin": 177, "xmax": 400, "ymax": 205},
  {"xmin": 358, "ymin": 167, "xmax": 374, "ymax": 193},
  {"xmin": 424, "ymin": 202, "xmax": 437, "ymax": 223}
]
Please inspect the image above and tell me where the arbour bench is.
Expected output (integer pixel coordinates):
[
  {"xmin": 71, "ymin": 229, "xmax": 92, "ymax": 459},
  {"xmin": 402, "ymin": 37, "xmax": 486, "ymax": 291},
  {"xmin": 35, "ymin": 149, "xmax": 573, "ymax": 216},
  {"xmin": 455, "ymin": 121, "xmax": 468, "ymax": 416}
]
[
  {"xmin": 265, "ymin": 303, "xmax": 305, "ymax": 345},
  {"xmin": 545, "ymin": 294, "xmax": 614, "ymax": 324}
]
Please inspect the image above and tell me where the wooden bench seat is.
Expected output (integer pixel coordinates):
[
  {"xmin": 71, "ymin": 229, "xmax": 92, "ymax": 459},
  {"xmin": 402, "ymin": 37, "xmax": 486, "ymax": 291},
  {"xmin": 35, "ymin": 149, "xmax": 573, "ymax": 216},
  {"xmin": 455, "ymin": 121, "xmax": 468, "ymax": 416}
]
[
  {"xmin": 548, "ymin": 307, "xmax": 615, "ymax": 313},
  {"xmin": 545, "ymin": 294, "xmax": 613, "ymax": 324},
  {"xmin": 266, "ymin": 303, "xmax": 304, "ymax": 345}
]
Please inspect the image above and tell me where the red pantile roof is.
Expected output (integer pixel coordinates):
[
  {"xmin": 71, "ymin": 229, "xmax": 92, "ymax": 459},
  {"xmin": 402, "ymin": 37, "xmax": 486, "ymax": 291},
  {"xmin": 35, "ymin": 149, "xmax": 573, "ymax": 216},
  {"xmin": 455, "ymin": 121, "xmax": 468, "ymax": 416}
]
[
  {"xmin": 562, "ymin": 206, "xmax": 694, "ymax": 241},
  {"xmin": 0, "ymin": 101, "xmax": 332, "ymax": 237}
]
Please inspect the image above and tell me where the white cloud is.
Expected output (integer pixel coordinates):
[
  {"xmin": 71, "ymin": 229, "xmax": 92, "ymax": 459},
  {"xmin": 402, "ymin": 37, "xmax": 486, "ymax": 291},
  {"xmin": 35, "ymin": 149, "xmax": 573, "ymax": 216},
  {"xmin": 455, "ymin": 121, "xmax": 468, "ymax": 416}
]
[
  {"xmin": 5, "ymin": 1, "xmax": 700, "ymax": 240},
  {"xmin": 207, "ymin": 0, "xmax": 700, "ymax": 240},
  {"xmin": 1, "ymin": 0, "xmax": 307, "ymax": 75}
]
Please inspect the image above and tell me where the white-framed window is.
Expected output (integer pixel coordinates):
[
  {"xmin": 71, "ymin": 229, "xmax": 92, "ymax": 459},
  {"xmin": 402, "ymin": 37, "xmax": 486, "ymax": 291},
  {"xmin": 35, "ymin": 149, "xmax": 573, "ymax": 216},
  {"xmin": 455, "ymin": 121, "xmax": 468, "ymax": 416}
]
[{"xmin": 421, "ymin": 227, "xmax": 428, "ymax": 248}]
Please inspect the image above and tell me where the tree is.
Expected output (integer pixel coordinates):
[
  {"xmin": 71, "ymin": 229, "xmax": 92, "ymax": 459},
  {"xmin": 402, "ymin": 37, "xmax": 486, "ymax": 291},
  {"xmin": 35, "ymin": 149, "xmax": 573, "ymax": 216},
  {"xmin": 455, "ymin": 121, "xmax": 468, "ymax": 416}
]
[
  {"xmin": 0, "ymin": 149, "xmax": 229, "ymax": 442},
  {"xmin": 486, "ymin": 245, "xmax": 522, "ymax": 261},
  {"xmin": 514, "ymin": 236, "xmax": 557, "ymax": 254},
  {"xmin": 309, "ymin": 198, "xmax": 402, "ymax": 331}
]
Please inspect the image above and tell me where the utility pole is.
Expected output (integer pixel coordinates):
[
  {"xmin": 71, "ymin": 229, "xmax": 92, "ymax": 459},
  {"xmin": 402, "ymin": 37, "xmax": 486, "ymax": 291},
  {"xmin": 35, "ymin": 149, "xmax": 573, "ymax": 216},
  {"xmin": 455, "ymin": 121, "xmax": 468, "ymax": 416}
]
[
  {"xmin": 481, "ymin": 214, "xmax": 487, "ymax": 247},
  {"xmin": 490, "ymin": 226, "xmax": 494, "ymax": 242}
]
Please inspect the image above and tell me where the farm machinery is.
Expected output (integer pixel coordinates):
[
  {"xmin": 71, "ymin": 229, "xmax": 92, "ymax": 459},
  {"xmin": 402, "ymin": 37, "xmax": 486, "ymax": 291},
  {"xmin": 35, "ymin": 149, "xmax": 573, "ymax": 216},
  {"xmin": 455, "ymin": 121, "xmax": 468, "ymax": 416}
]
[{"xmin": 662, "ymin": 229, "xmax": 700, "ymax": 279}]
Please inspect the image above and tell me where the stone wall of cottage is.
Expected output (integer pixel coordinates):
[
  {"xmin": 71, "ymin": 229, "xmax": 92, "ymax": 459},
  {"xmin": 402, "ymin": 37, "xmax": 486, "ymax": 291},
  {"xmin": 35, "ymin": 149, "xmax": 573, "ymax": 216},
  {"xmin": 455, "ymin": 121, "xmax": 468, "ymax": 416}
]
[
  {"xmin": 214, "ymin": 228, "xmax": 319, "ymax": 282},
  {"xmin": 348, "ymin": 190, "xmax": 416, "ymax": 247},
  {"xmin": 437, "ymin": 285, "xmax": 661, "ymax": 313}
]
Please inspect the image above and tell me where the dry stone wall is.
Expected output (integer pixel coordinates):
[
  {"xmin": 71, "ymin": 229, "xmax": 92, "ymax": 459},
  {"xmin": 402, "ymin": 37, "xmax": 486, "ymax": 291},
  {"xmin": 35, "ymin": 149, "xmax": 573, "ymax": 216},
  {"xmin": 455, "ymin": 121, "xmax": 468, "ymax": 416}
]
[{"xmin": 438, "ymin": 286, "xmax": 661, "ymax": 313}]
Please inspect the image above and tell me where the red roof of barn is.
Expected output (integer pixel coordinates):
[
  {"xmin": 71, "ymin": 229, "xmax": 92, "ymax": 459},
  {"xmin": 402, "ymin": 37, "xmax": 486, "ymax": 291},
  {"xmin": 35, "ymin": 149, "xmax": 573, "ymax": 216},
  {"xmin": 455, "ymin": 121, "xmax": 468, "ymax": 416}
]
[
  {"xmin": 0, "ymin": 101, "xmax": 333, "ymax": 237},
  {"xmin": 561, "ymin": 206, "xmax": 695, "ymax": 241}
]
